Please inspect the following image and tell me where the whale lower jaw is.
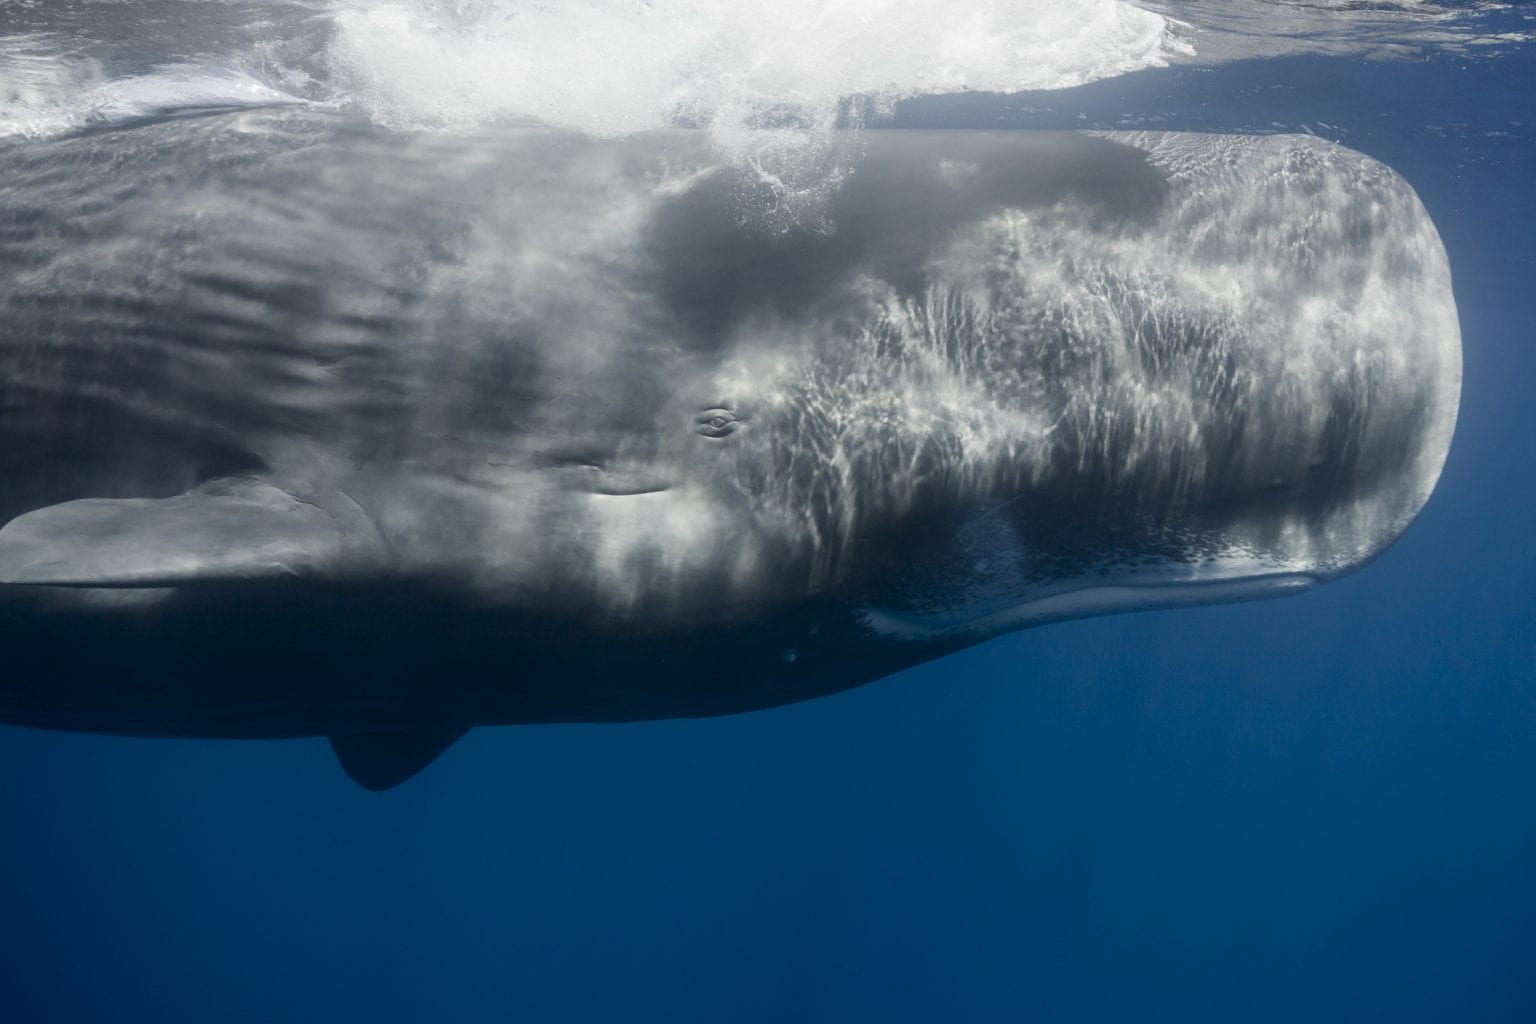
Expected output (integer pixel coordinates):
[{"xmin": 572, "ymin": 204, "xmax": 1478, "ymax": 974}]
[{"xmin": 861, "ymin": 572, "xmax": 1319, "ymax": 641}]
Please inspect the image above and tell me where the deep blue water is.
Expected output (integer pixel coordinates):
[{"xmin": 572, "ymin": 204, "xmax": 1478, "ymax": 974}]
[{"xmin": 3, "ymin": 12, "xmax": 1535, "ymax": 1024}]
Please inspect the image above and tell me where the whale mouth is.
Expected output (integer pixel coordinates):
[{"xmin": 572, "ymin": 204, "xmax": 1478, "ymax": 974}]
[{"xmin": 861, "ymin": 572, "xmax": 1319, "ymax": 641}]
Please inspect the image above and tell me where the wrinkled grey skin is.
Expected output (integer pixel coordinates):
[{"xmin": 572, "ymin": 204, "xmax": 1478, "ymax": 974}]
[{"xmin": 0, "ymin": 113, "xmax": 1459, "ymax": 786}]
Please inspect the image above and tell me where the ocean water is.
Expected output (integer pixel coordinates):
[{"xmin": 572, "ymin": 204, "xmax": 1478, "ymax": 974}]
[{"xmin": 1, "ymin": 2, "xmax": 1533, "ymax": 1021}]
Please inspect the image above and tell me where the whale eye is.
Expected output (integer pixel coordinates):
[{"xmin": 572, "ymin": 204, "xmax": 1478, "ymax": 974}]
[{"xmin": 696, "ymin": 408, "xmax": 739, "ymax": 439}]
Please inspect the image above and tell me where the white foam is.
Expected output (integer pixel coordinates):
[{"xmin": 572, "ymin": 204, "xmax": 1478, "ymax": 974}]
[
  {"xmin": 0, "ymin": 35, "xmax": 303, "ymax": 138},
  {"xmin": 322, "ymin": 0, "xmax": 1180, "ymax": 224},
  {"xmin": 5, "ymin": 0, "xmax": 1528, "ymax": 146},
  {"xmin": 0, "ymin": 34, "xmax": 97, "ymax": 138},
  {"xmin": 324, "ymin": 0, "xmax": 1180, "ymax": 137},
  {"xmin": 83, "ymin": 63, "xmax": 303, "ymax": 126}
]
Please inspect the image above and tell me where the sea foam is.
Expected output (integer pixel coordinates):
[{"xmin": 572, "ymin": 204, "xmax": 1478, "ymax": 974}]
[
  {"xmin": 2, "ymin": 1, "xmax": 1524, "ymax": 222},
  {"xmin": 324, "ymin": 0, "xmax": 1181, "ymax": 137},
  {"xmin": 321, "ymin": 0, "xmax": 1182, "ymax": 227}
]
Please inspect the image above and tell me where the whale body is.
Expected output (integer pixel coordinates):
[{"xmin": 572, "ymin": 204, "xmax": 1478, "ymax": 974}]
[{"xmin": 0, "ymin": 114, "xmax": 1460, "ymax": 788}]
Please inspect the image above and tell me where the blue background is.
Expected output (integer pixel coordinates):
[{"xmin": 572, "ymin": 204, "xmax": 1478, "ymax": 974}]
[{"xmin": 3, "ymin": 15, "xmax": 1533, "ymax": 1023}]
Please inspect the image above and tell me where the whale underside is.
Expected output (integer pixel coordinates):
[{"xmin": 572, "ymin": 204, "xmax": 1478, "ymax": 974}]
[{"xmin": 0, "ymin": 112, "xmax": 1460, "ymax": 788}]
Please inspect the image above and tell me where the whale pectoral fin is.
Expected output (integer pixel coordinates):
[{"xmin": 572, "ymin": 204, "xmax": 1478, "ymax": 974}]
[
  {"xmin": 328, "ymin": 727, "xmax": 469, "ymax": 791},
  {"xmin": 0, "ymin": 483, "xmax": 342, "ymax": 586}
]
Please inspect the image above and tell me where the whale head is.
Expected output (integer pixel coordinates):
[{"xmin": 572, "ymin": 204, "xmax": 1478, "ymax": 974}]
[{"xmin": 422, "ymin": 129, "xmax": 1461, "ymax": 637}]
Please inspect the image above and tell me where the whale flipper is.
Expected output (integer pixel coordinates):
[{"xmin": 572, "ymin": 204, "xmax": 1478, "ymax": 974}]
[
  {"xmin": 0, "ymin": 482, "xmax": 342, "ymax": 586},
  {"xmin": 328, "ymin": 727, "xmax": 469, "ymax": 791}
]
